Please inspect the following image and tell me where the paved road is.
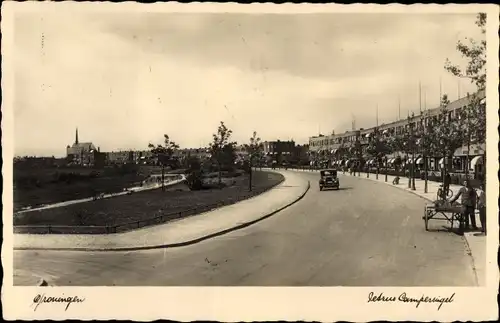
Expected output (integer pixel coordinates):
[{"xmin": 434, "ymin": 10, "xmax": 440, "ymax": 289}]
[{"xmin": 14, "ymin": 172, "xmax": 476, "ymax": 286}]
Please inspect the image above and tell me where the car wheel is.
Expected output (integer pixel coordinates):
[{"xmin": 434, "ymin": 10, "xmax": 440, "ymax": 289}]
[{"xmin": 319, "ymin": 186, "xmax": 323, "ymax": 191}]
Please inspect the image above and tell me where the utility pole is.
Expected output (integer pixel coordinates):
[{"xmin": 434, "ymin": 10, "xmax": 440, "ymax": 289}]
[
  {"xmin": 439, "ymin": 76, "xmax": 442, "ymax": 103},
  {"xmin": 423, "ymin": 89, "xmax": 429, "ymax": 193},
  {"xmin": 398, "ymin": 96, "xmax": 401, "ymax": 121},
  {"xmin": 419, "ymin": 81, "xmax": 422, "ymax": 114}
]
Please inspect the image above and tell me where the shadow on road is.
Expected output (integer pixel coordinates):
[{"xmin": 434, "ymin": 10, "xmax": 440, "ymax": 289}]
[
  {"xmin": 319, "ymin": 187, "xmax": 353, "ymax": 191},
  {"xmin": 425, "ymin": 226, "xmax": 464, "ymax": 236}
]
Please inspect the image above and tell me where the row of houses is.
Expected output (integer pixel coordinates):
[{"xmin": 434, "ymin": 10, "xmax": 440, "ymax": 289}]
[
  {"xmin": 64, "ymin": 126, "xmax": 312, "ymax": 168},
  {"xmin": 308, "ymin": 91, "xmax": 486, "ymax": 176}
]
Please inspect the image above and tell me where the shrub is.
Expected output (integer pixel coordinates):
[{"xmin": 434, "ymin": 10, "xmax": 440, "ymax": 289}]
[{"xmin": 186, "ymin": 170, "xmax": 204, "ymax": 190}]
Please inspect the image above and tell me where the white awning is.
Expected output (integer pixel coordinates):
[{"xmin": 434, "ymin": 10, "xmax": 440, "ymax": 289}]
[
  {"xmin": 480, "ymin": 98, "xmax": 486, "ymax": 105},
  {"xmin": 438, "ymin": 157, "xmax": 445, "ymax": 165},
  {"xmin": 469, "ymin": 155, "xmax": 484, "ymax": 170},
  {"xmin": 389, "ymin": 158, "xmax": 395, "ymax": 164},
  {"xmin": 416, "ymin": 158, "xmax": 423, "ymax": 164},
  {"xmin": 331, "ymin": 149, "xmax": 337, "ymax": 154},
  {"xmin": 365, "ymin": 133, "xmax": 371, "ymax": 138},
  {"xmin": 382, "ymin": 129, "xmax": 389, "ymax": 134}
]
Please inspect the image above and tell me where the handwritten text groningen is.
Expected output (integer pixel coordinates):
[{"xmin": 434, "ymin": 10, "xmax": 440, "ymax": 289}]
[
  {"xmin": 368, "ymin": 292, "xmax": 455, "ymax": 310},
  {"xmin": 32, "ymin": 294, "xmax": 86, "ymax": 311}
]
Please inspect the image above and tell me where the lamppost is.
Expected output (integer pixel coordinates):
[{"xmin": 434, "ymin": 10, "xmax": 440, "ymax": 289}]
[
  {"xmin": 405, "ymin": 113, "xmax": 415, "ymax": 190},
  {"xmin": 383, "ymin": 130, "xmax": 390, "ymax": 182},
  {"xmin": 420, "ymin": 110, "xmax": 430, "ymax": 194},
  {"xmin": 408, "ymin": 113, "xmax": 416, "ymax": 191},
  {"xmin": 354, "ymin": 137, "xmax": 362, "ymax": 177},
  {"xmin": 366, "ymin": 133, "xmax": 370, "ymax": 179}
]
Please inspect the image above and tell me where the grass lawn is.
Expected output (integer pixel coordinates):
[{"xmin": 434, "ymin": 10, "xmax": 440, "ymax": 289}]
[
  {"xmin": 13, "ymin": 173, "xmax": 146, "ymax": 211},
  {"xmin": 14, "ymin": 171, "xmax": 284, "ymax": 232}
]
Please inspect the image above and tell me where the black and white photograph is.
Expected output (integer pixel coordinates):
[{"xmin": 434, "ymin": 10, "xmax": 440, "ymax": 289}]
[{"xmin": 2, "ymin": 2, "xmax": 498, "ymax": 321}]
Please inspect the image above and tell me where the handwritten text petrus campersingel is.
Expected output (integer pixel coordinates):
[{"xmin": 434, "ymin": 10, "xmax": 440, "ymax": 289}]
[
  {"xmin": 31, "ymin": 293, "xmax": 86, "ymax": 311},
  {"xmin": 367, "ymin": 291, "xmax": 455, "ymax": 310}
]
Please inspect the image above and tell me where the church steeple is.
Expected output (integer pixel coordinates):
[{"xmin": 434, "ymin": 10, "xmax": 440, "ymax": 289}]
[{"xmin": 75, "ymin": 127, "xmax": 79, "ymax": 145}]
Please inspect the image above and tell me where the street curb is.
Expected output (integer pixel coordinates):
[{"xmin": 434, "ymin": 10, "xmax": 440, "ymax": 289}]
[
  {"xmin": 462, "ymin": 232, "xmax": 480, "ymax": 287},
  {"xmin": 339, "ymin": 173, "xmax": 435, "ymax": 203},
  {"xmin": 14, "ymin": 180, "xmax": 311, "ymax": 252}
]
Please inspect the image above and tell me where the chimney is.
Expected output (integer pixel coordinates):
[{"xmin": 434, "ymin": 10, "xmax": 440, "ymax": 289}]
[{"xmin": 98, "ymin": 147, "xmax": 100, "ymax": 152}]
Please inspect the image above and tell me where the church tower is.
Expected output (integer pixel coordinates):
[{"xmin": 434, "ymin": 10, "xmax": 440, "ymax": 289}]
[{"xmin": 75, "ymin": 127, "xmax": 79, "ymax": 145}]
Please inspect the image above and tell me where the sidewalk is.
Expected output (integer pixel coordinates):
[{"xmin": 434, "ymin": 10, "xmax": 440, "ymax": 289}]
[
  {"xmin": 13, "ymin": 170, "xmax": 310, "ymax": 251},
  {"xmin": 286, "ymin": 167, "xmax": 487, "ymax": 286}
]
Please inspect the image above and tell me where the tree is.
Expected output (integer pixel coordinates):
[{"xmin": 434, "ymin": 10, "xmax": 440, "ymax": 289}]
[
  {"xmin": 388, "ymin": 133, "xmax": 405, "ymax": 173},
  {"xmin": 445, "ymin": 13, "xmax": 486, "ymax": 92},
  {"xmin": 353, "ymin": 135, "xmax": 362, "ymax": 176},
  {"xmin": 148, "ymin": 134, "xmax": 179, "ymax": 191},
  {"xmin": 416, "ymin": 109, "xmax": 438, "ymax": 193},
  {"xmin": 366, "ymin": 127, "xmax": 391, "ymax": 180},
  {"xmin": 185, "ymin": 155, "xmax": 203, "ymax": 190},
  {"xmin": 337, "ymin": 140, "xmax": 347, "ymax": 173},
  {"xmin": 445, "ymin": 12, "xmax": 486, "ymax": 178},
  {"xmin": 433, "ymin": 94, "xmax": 464, "ymax": 180},
  {"xmin": 397, "ymin": 115, "xmax": 417, "ymax": 189},
  {"xmin": 209, "ymin": 121, "xmax": 237, "ymax": 186},
  {"xmin": 243, "ymin": 131, "xmax": 263, "ymax": 191}
]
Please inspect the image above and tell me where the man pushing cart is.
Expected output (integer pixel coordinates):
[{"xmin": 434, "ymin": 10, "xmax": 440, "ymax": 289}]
[{"xmin": 423, "ymin": 179, "xmax": 479, "ymax": 234}]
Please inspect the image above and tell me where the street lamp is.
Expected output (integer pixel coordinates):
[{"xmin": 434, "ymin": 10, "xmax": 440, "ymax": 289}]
[
  {"xmin": 407, "ymin": 113, "xmax": 417, "ymax": 191},
  {"xmin": 383, "ymin": 131, "xmax": 390, "ymax": 183},
  {"xmin": 421, "ymin": 110, "xmax": 430, "ymax": 194}
]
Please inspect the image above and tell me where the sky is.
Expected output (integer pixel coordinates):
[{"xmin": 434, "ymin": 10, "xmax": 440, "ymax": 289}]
[{"xmin": 12, "ymin": 9, "xmax": 483, "ymax": 157}]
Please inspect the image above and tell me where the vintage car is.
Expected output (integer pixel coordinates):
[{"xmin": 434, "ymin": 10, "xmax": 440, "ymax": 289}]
[{"xmin": 319, "ymin": 169, "xmax": 339, "ymax": 191}]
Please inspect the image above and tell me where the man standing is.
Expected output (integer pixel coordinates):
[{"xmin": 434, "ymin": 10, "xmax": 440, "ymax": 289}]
[
  {"xmin": 476, "ymin": 183, "xmax": 486, "ymax": 235},
  {"xmin": 449, "ymin": 180, "xmax": 478, "ymax": 232}
]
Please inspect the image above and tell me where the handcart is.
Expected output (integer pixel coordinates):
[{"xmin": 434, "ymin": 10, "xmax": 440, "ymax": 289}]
[{"xmin": 424, "ymin": 203, "xmax": 463, "ymax": 232}]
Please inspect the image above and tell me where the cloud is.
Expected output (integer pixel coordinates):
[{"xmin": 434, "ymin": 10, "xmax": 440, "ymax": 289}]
[{"xmin": 12, "ymin": 10, "xmax": 482, "ymax": 156}]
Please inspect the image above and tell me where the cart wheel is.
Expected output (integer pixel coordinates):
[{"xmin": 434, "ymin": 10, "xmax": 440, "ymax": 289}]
[{"xmin": 424, "ymin": 208, "xmax": 429, "ymax": 231}]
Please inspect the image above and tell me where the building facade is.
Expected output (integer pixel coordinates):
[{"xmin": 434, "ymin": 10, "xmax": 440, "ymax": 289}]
[
  {"xmin": 175, "ymin": 148, "xmax": 211, "ymax": 161},
  {"xmin": 308, "ymin": 91, "xmax": 486, "ymax": 175},
  {"xmin": 262, "ymin": 140, "xmax": 296, "ymax": 165},
  {"xmin": 66, "ymin": 128, "xmax": 104, "ymax": 167}
]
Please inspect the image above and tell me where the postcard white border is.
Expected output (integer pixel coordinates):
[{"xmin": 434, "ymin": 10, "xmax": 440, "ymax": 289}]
[{"xmin": 2, "ymin": 2, "xmax": 499, "ymax": 321}]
